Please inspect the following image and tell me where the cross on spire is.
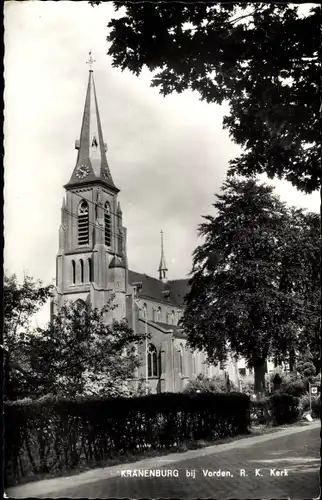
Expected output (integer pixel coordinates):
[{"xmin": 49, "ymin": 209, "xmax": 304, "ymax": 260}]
[{"xmin": 86, "ymin": 50, "xmax": 96, "ymax": 71}]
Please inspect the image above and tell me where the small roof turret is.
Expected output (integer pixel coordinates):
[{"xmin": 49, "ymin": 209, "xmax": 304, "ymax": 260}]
[
  {"xmin": 109, "ymin": 255, "xmax": 126, "ymax": 269},
  {"xmin": 158, "ymin": 230, "xmax": 168, "ymax": 282}
]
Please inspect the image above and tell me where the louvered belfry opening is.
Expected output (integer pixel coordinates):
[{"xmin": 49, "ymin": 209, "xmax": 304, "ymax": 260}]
[
  {"xmin": 104, "ymin": 202, "xmax": 111, "ymax": 247},
  {"xmin": 78, "ymin": 200, "xmax": 89, "ymax": 246}
]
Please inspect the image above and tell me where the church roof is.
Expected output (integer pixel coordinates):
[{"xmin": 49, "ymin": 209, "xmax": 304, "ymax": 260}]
[
  {"xmin": 154, "ymin": 321, "xmax": 183, "ymax": 332},
  {"xmin": 65, "ymin": 69, "xmax": 119, "ymax": 192},
  {"xmin": 128, "ymin": 270, "xmax": 189, "ymax": 306}
]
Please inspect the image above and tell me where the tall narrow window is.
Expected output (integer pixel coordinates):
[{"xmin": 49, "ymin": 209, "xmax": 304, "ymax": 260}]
[
  {"xmin": 171, "ymin": 310, "xmax": 175, "ymax": 325},
  {"xmin": 179, "ymin": 344, "xmax": 184, "ymax": 375},
  {"xmin": 88, "ymin": 258, "xmax": 92, "ymax": 282},
  {"xmin": 80, "ymin": 259, "xmax": 84, "ymax": 283},
  {"xmin": 78, "ymin": 200, "xmax": 89, "ymax": 246},
  {"xmin": 71, "ymin": 260, "xmax": 76, "ymax": 284},
  {"xmin": 142, "ymin": 303, "xmax": 147, "ymax": 320},
  {"xmin": 104, "ymin": 202, "xmax": 111, "ymax": 247},
  {"xmin": 157, "ymin": 307, "xmax": 161, "ymax": 322},
  {"xmin": 148, "ymin": 344, "xmax": 158, "ymax": 377}
]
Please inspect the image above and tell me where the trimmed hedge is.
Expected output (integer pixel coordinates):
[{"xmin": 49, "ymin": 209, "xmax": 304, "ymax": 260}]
[
  {"xmin": 250, "ymin": 393, "xmax": 301, "ymax": 426},
  {"xmin": 5, "ymin": 392, "xmax": 250, "ymax": 486},
  {"xmin": 268, "ymin": 393, "xmax": 299, "ymax": 426},
  {"xmin": 250, "ymin": 399, "xmax": 269, "ymax": 425}
]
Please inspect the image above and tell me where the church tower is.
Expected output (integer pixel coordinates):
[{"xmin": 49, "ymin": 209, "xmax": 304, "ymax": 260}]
[{"xmin": 54, "ymin": 53, "xmax": 127, "ymax": 321}]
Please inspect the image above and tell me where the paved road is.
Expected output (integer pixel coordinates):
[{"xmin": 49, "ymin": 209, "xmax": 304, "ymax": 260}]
[{"xmin": 35, "ymin": 426, "xmax": 320, "ymax": 499}]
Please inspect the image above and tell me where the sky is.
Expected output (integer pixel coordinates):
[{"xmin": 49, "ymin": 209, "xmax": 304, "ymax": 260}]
[{"xmin": 4, "ymin": 2, "xmax": 320, "ymax": 325}]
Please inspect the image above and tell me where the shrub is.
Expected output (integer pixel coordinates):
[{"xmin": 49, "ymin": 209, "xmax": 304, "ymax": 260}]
[
  {"xmin": 184, "ymin": 373, "xmax": 236, "ymax": 393},
  {"xmin": 298, "ymin": 394, "xmax": 321, "ymax": 418},
  {"xmin": 279, "ymin": 380, "xmax": 307, "ymax": 397},
  {"xmin": 312, "ymin": 396, "xmax": 321, "ymax": 418},
  {"xmin": 5, "ymin": 392, "xmax": 250, "ymax": 486},
  {"xmin": 272, "ymin": 373, "xmax": 282, "ymax": 390},
  {"xmin": 250, "ymin": 399, "xmax": 270, "ymax": 425},
  {"xmin": 269, "ymin": 393, "xmax": 299, "ymax": 426},
  {"xmin": 267, "ymin": 371, "xmax": 307, "ymax": 397}
]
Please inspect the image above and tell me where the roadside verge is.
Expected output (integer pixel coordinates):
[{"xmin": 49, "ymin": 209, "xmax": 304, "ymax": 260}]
[{"xmin": 6, "ymin": 420, "xmax": 320, "ymax": 498}]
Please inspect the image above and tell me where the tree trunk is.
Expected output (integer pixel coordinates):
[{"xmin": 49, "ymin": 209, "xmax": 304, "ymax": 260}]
[
  {"xmin": 289, "ymin": 348, "xmax": 295, "ymax": 372},
  {"xmin": 253, "ymin": 357, "xmax": 266, "ymax": 398}
]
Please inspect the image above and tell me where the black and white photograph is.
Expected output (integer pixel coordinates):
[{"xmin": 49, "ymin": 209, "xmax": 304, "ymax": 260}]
[{"xmin": 4, "ymin": 1, "xmax": 321, "ymax": 499}]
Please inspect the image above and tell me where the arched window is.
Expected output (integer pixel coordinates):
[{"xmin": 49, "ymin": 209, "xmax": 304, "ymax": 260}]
[
  {"xmin": 104, "ymin": 202, "xmax": 111, "ymax": 247},
  {"xmin": 71, "ymin": 260, "xmax": 76, "ymax": 284},
  {"xmin": 179, "ymin": 344, "xmax": 184, "ymax": 374},
  {"xmin": 192, "ymin": 353, "xmax": 196, "ymax": 375},
  {"xmin": 157, "ymin": 306, "xmax": 161, "ymax": 322},
  {"xmin": 152, "ymin": 309, "xmax": 157, "ymax": 322},
  {"xmin": 148, "ymin": 344, "xmax": 158, "ymax": 377},
  {"xmin": 171, "ymin": 310, "xmax": 175, "ymax": 325},
  {"xmin": 80, "ymin": 259, "xmax": 84, "ymax": 283},
  {"xmin": 78, "ymin": 200, "xmax": 89, "ymax": 246},
  {"xmin": 88, "ymin": 258, "xmax": 92, "ymax": 282},
  {"xmin": 142, "ymin": 303, "xmax": 147, "ymax": 320}
]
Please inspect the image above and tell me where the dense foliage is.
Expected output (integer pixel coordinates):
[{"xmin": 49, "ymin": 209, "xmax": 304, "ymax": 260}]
[
  {"xmin": 5, "ymin": 392, "xmax": 250, "ymax": 485},
  {"xmin": 298, "ymin": 394, "xmax": 321, "ymax": 419},
  {"xmin": 105, "ymin": 2, "xmax": 320, "ymax": 192},
  {"xmin": 268, "ymin": 393, "xmax": 300, "ymax": 426},
  {"xmin": 25, "ymin": 300, "xmax": 144, "ymax": 398},
  {"xmin": 3, "ymin": 274, "xmax": 53, "ymax": 400},
  {"xmin": 180, "ymin": 178, "xmax": 320, "ymax": 395},
  {"xmin": 183, "ymin": 373, "xmax": 236, "ymax": 393},
  {"xmin": 250, "ymin": 393, "xmax": 300, "ymax": 426},
  {"xmin": 296, "ymin": 349, "xmax": 316, "ymax": 382},
  {"xmin": 4, "ymin": 275, "xmax": 143, "ymax": 400}
]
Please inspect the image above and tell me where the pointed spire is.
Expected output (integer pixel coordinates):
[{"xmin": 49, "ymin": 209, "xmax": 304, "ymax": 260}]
[
  {"xmin": 65, "ymin": 53, "xmax": 119, "ymax": 193},
  {"xmin": 158, "ymin": 230, "xmax": 168, "ymax": 282}
]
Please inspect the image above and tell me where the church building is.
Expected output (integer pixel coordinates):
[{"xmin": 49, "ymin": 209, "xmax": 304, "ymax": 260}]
[{"xmin": 53, "ymin": 61, "xmax": 240, "ymax": 394}]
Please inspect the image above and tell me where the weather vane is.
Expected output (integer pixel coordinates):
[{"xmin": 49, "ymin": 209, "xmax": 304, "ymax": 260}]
[{"xmin": 86, "ymin": 50, "xmax": 96, "ymax": 71}]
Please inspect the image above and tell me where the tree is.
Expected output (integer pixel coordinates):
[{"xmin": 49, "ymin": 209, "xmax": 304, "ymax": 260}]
[
  {"xmin": 273, "ymin": 209, "xmax": 321, "ymax": 372},
  {"xmin": 295, "ymin": 212, "xmax": 321, "ymax": 374},
  {"xmin": 3, "ymin": 274, "xmax": 53, "ymax": 400},
  {"xmin": 180, "ymin": 178, "xmax": 313, "ymax": 396},
  {"xmin": 104, "ymin": 2, "xmax": 320, "ymax": 193},
  {"xmin": 25, "ymin": 300, "xmax": 144, "ymax": 398},
  {"xmin": 297, "ymin": 348, "xmax": 316, "ymax": 383}
]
